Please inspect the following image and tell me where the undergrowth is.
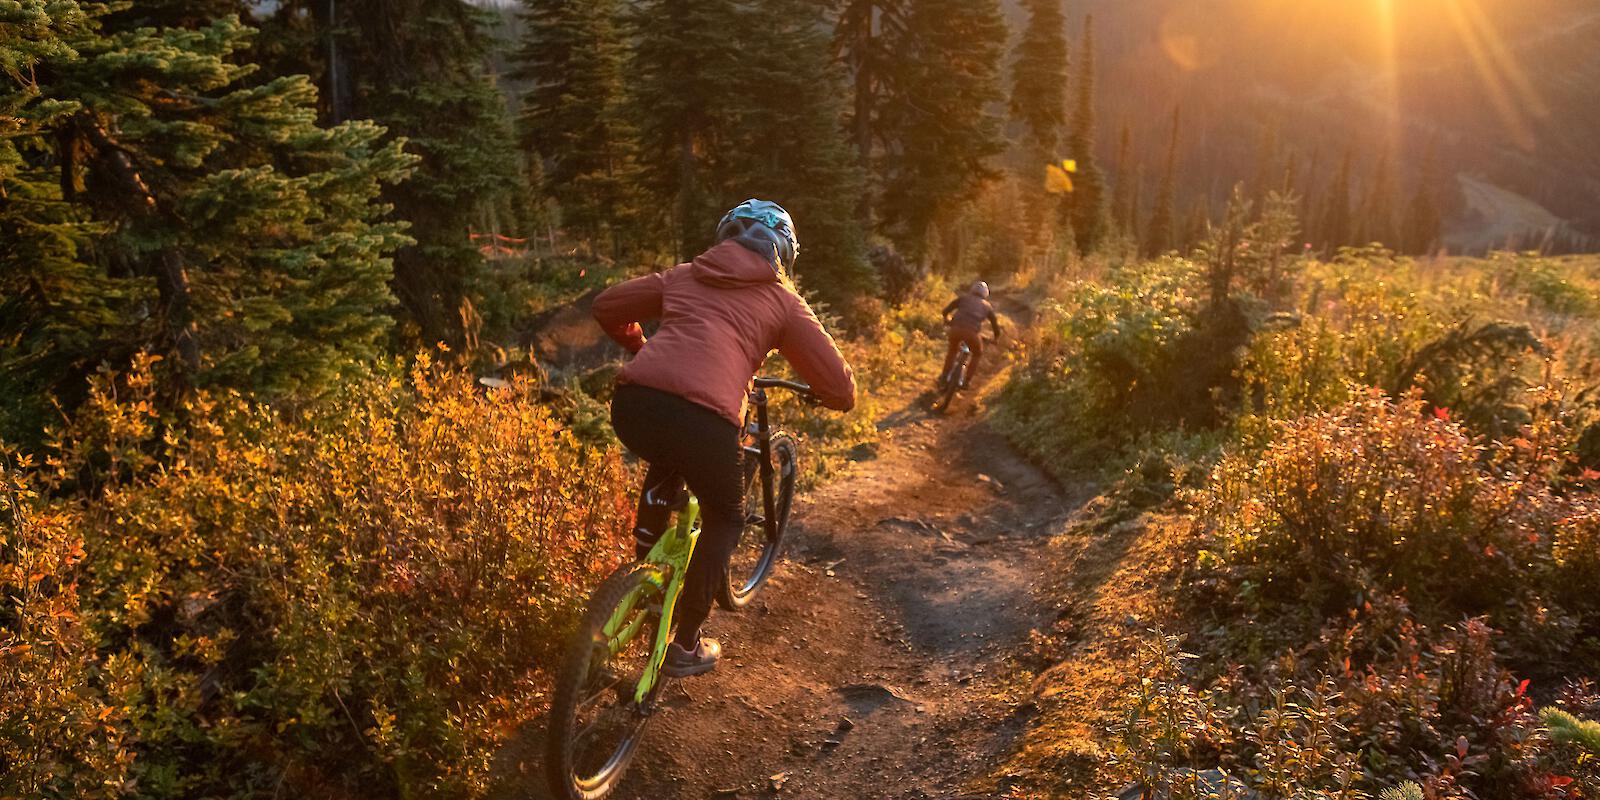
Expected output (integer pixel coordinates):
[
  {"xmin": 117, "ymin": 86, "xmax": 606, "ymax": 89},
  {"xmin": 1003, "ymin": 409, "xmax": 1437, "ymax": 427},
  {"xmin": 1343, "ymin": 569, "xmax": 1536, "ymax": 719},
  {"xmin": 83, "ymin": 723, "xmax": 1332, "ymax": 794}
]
[
  {"xmin": 2, "ymin": 354, "xmax": 634, "ymax": 798},
  {"xmin": 1004, "ymin": 250, "xmax": 1600, "ymax": 800}
]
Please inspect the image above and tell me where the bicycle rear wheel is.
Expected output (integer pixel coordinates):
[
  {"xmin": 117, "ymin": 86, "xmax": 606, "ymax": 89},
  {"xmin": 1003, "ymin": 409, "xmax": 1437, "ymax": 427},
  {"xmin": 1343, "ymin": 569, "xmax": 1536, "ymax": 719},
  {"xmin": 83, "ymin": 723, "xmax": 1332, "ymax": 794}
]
[
  {"xmin": 545, "ymin": 563, "xmax": 665, "ymax": 800},
  {"xmin": 719, "ymin": 432, "xmax": 799, "ymax": 610}
]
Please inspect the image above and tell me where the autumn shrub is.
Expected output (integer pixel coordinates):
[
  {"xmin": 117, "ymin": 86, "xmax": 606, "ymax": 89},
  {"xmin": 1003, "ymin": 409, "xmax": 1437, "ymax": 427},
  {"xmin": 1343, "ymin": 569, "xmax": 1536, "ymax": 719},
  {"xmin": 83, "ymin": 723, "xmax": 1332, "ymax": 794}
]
[
  {"xmin": 1110, "ymin": 619, "xmax": 1567, "ymax": 800},
  {"xmin": 1, "ymin": 454, "xmax": 131, "ymax": 799},
  {"xmin": 4, "ymin": 354, "xmax": 633, "ymax": 798},
  {"xmin": 1198, "ymin": 390, "xmax": 1584, "ymax": 635}
]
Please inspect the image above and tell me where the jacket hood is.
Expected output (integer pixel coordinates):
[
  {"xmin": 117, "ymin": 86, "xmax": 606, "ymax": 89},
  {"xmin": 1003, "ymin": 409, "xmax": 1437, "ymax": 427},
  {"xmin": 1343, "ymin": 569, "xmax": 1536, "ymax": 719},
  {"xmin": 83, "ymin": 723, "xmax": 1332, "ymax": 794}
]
[{"xmin": 691, "ymin": 240, "xmax": 781, "ymax": 288}]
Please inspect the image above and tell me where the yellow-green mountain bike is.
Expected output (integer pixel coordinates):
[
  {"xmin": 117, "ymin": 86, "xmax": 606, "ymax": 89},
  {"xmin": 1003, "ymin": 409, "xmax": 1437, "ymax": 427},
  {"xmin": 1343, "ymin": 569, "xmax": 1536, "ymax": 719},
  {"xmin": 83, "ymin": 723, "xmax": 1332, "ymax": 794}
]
[{"xmin": 543, "ymin": 377, "xmax": 809, "ymax": 800}]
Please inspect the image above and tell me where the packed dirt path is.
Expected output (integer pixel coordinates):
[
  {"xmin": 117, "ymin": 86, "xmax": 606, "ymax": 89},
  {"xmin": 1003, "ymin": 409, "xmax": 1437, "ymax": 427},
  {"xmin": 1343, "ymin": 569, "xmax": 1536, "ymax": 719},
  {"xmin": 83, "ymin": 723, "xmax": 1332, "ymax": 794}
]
[{"xmin": 597, "ymin": 358, "xmax": 1089, "ymax": 799}]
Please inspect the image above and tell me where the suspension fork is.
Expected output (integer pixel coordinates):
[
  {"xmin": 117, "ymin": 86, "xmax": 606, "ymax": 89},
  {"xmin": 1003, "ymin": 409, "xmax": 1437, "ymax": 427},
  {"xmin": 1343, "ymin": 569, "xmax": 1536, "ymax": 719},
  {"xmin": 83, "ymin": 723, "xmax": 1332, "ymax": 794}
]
[
  {"xmin": 756, "ymin": 389, "xmax": 778, "ymax": 537},
  {"xmin": 745, "ymin": 387, "xmax": 778, "ymax": 536}
]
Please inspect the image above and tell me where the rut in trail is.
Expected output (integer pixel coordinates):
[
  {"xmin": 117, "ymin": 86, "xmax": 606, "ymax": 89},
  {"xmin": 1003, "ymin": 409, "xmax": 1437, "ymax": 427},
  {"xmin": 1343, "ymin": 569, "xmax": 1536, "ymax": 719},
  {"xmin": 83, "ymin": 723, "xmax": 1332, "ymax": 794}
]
[{"xmin": 583, "ymin": 374, "xmax": 1083, "ymax": 800}]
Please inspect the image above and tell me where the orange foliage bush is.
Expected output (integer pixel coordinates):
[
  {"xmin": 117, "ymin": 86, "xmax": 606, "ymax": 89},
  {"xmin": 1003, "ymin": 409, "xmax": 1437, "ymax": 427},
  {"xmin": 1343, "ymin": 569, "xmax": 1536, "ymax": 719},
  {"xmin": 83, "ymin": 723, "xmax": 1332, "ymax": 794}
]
[
  {"xmin": 3, "ymin": 353, "xmax": 632, "ymax": 797},
  {"xmin": 1200, "ymin": 390, "xmax": 1593, "ymax": 634}
]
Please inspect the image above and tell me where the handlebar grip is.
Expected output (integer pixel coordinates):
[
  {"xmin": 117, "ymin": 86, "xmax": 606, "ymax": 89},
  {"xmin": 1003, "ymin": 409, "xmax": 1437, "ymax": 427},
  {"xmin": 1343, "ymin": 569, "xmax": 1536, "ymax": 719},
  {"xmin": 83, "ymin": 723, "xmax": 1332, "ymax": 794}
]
[{"xmin": 752, "ymin": 377, "xmax": 814, "ymax": 395}]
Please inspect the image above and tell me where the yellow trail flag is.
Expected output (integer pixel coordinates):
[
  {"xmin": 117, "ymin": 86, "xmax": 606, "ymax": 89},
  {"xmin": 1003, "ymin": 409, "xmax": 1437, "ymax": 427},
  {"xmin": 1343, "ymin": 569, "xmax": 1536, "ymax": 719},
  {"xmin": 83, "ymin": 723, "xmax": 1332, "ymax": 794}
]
[{"xmin": 1045, "ymin": 159, "xmax": 1077, "ymax": 194}]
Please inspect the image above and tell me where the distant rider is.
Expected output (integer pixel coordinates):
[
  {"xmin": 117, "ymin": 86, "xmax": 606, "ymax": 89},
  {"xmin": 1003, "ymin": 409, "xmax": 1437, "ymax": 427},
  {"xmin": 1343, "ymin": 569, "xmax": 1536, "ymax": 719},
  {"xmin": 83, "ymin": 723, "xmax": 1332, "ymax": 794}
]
[
  {"xmin": 592, "ymin": 199, "xmax": 856, "ymax": 677},
  {"xmin": 941, "ymin": 281, "xmax": 1001, "ymax": 388}
]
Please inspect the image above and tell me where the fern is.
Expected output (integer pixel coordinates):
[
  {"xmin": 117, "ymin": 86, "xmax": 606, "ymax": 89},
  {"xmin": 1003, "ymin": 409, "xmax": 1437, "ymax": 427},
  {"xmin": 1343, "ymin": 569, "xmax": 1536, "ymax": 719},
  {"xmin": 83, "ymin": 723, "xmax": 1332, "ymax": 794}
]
[
  {"xmin": 1543, "ymin": 708, "xmax": 1600, "ymax": 753},
  {"xmin": 1379, "ymin": 781, "xmax": 1425, "ymax": 800}
]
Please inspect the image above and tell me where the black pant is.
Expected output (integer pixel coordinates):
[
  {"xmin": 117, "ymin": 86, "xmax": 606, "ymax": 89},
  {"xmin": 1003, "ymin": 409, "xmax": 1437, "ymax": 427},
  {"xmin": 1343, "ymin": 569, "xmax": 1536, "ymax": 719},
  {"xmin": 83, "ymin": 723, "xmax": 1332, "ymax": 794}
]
[{"xmin": 611, "ymin": 384, "xmax": 743, "ymax": 648}]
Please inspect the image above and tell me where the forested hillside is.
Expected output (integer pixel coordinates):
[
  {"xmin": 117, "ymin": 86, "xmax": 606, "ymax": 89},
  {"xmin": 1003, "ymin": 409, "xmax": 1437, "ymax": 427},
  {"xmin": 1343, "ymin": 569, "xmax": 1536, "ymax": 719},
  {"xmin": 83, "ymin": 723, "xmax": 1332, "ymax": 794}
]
[
  {"xmin": 1034, "ymin": 0, "xmax": 1600, "ymax": 248},
  {"xmin": 3, "ymin": 1, "xmax": 1599, "ymax": 798}
]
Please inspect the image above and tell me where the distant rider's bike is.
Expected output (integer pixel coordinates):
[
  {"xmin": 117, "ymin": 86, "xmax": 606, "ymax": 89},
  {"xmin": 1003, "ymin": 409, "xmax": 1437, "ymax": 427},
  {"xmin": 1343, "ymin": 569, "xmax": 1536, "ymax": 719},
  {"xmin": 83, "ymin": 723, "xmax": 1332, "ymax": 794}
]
[
  {"xmin": 544, "ymin": 378, "xmax": 812, "ymax": 800},
  {"xmin": 931, "ymin": 341, "xmax": 972, "ymax": 413},
  {"xmin": 932, "ymin": 332, "xmax": 998, "ymax": 413}
]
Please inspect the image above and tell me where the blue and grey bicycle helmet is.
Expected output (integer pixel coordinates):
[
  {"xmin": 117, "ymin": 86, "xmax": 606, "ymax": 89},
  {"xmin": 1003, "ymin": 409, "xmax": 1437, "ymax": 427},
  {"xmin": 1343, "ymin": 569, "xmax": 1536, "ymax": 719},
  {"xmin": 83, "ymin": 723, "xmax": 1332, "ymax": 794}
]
[{"xmin": 716, "ymin": 199, "xmax": 799, "ymax": 273}]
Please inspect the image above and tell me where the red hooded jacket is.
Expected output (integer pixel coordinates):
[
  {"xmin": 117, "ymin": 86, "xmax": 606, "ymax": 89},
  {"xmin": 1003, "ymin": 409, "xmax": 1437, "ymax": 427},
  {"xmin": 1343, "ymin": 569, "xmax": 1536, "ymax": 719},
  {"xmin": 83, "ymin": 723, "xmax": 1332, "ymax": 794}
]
[{"xmin": 592, "ymin": 240, "xmax": 856, "ymax": 427}]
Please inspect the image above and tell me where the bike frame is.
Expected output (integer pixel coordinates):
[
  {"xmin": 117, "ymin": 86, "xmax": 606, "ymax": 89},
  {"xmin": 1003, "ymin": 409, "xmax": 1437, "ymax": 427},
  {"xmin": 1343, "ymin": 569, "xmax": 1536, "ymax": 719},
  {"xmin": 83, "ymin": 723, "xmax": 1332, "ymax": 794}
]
[
  {"xmin": 596, "ymin": 385, "xmax": 785, "ymax": 706},
  {"xmin": 601, "ymin": 497, "xmax": 700, "ymax": 704},
  {"xmin": 942, "ymin": 342, "xmax": 972, "ymax": 387}
]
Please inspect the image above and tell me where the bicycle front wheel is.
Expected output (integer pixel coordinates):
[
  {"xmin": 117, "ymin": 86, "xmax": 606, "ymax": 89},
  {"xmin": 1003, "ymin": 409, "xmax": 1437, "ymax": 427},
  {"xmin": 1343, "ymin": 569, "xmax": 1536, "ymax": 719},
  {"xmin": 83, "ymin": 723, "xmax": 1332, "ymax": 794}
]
[
  {"xmin": 932, "ymin": 362, "xmax": 964, "ymax": 413},
  {"xmin": 720, "ymin": 432, "xmax": 799, "ymax": 610},
  {"xmin": 545, "ymin": 562, "xmax": 665, "ymax": 800}
]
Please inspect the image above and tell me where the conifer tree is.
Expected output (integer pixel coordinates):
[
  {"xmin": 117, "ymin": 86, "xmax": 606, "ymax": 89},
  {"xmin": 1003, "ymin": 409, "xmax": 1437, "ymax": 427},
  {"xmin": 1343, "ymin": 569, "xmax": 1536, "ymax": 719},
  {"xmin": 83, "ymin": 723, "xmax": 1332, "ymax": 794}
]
[
  {"xmin": 1064, "ymin": 14, "xmax": 1105, "ymax": 254},
  {"xmin": 835, "ymin": 0, "xmax": 906, "ymax": 221},
  {"xmin": 724, "ymin": 0, "xmax": 874, "ymax": 307},
  {"xmin": 2, "ymin": 6, "xmax": 414, "ymax": 441},
  {"xmin": 1144, "ymin": 106, "xmax": 1181, "ymax": 256},
  {"xmin": 261, "ymin": 0, "xmax": 520, "ymax": 348},
  {"xmin": 1282, "ymin": 151, "xmax": 1301, "ymax": 196},
  {"xmin": 1248, "ymin": 123, "xmax": 1280, "ymax": 204},
  {"xmin": 627, "ymin": 0, "xmax": 744, "ymax": 259},
  {"xmin": 103, "ymin": 0, "xmax": 249, "ymax": 28},
  {"xmin": 1111, "ymin": 121, "xmax": 1133, "ymax": 232},
  {"xmin": 1199, "ymin": 184, "xmax": 1253, "ymax": 308},
  {"xmin": 512, "ymin": 0, "xmax": 636, "ymax": 254},
  {"xmin": 1008, "ymin": 0, "xmax": 1068, "ymax": 171},
  {"xmin": 878, "ymin": 0, "xmax": 1007, "ymax": 262},
  {"xmin": 1127, "ymin": 165, "xmax": 1143, "ymax": 244},
  {"xmin": 1403, "ymin": 143, "xmax": 1446, "ymax": 255},
  {"xmin": 1359, "ymin": 153, "xmax": 1398, "ymax": 247},
  {"xmin": 0, "ymin": 0, "xmax": 102, "ymax": 440},
  {"xmin": 1319, "ymin": 150, "xmax": 1354, "ymax": 251},
  {"xmin": 1182, "ymin": 196, "xmax": 1211, "ymax": 254},
  {"xmin": 1255, "ymin": 190, "xmax": 1302, "ymax": 297}
]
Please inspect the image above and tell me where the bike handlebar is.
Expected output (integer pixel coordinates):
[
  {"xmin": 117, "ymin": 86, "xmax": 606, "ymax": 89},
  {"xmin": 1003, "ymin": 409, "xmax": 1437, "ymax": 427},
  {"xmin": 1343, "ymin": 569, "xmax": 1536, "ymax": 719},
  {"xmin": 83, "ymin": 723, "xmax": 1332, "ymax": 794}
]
[{"xmin": 752, "ymin": 377, "xmax": 817, "ymax": 401}]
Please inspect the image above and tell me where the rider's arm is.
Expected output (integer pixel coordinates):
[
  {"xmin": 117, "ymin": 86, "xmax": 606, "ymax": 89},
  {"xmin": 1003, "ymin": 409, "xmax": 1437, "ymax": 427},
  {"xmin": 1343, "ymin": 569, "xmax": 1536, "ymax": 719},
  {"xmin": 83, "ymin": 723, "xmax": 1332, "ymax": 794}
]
[
  {"xmin": 591, "ymin": 272, "xmax": 666, "ymax": 354},
  {"xmin": 778, "ymin": 296, "xmax": 856, "ymax": 412},
  {"xmin": 987, "ymin": 306, "xmax": 1002, "ymax": 339},
  {"xmin": 942, "ymin": 298, "xmax": 958, "ymax": 322}
]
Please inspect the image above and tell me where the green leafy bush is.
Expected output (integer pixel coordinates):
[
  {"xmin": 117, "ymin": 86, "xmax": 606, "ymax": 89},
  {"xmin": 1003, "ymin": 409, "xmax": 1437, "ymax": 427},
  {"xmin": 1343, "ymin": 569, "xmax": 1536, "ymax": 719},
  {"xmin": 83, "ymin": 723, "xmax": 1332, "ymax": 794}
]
[
  {"xmin": 1496, "ymin": 253, "xmax": 1600, "ymax": 319},
  {"xmin": 1235, "ymin": 275, "xmax": 1432, "ymax": 444},
  {"xmin": 4, "ymin": 354, "xmax": 633, "ymax": 797},
  {"xmin": 996, "ymin": 258, "xmax": 1205, "ymax": 475}
]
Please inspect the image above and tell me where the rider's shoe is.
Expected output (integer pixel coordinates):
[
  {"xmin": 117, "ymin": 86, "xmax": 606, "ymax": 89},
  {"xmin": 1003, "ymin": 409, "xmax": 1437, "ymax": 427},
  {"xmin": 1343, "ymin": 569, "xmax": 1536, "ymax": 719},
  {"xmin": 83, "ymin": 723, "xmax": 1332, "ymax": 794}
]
[{"xmin": 663, "ymin": 637, "xmax": 721, "ymax": 677}]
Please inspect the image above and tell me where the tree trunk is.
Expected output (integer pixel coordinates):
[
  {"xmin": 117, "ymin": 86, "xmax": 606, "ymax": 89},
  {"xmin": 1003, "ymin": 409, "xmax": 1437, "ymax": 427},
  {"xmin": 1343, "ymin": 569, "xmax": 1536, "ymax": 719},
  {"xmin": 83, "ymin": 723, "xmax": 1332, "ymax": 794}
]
[
  {"xmin": 853, "ymin": 7, "xmax": 874, "ymax": 222},
  {"xmin": 74, "ymin": 113, "xmax": 201, "ymax": 375}
]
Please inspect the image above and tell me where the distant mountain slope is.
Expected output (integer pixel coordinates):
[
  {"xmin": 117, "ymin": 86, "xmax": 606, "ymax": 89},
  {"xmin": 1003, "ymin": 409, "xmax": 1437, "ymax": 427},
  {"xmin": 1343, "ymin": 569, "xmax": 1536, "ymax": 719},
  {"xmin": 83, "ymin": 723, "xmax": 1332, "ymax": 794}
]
[{"xmin": 1027, "ymin": 0, "xmax": 1600, "ymax": 241}]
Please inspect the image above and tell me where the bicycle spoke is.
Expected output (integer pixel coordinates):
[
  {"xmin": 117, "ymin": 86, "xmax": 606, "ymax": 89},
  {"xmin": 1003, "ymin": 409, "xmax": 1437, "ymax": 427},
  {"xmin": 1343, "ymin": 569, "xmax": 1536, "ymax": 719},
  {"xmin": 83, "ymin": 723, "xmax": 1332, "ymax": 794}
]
[
  {"xmin": 577, "ymin": 674, "xmax": 625, "ymax": 712},
  {"xmin": 573, "ymin": 705, "xmax": 629, "ymax": 747}
]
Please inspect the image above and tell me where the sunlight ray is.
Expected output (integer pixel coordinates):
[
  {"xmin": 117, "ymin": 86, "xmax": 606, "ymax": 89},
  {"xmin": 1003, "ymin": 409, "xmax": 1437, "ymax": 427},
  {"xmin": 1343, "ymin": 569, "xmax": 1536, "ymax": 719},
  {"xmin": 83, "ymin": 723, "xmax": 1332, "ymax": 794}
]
[
  {"xmin": 1458, "ymin": 0, "xmax": 1552, "ymax": 120},
  {"xmin": 1442, "ymin": 0, "xmax": 1537, "ymax": 151},
  {"xmin": 1374, "ymin": 0, "xmax": 1404, "ymax": 155}
]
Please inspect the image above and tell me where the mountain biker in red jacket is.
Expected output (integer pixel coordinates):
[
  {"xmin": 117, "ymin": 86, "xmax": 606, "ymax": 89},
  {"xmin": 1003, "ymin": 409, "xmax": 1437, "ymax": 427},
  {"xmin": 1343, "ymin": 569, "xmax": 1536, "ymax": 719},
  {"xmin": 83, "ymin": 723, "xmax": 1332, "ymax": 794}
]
[
  {"xmin": 941, "ymin": 281, "xmax": 1001, "ymax": 389},
  {"xmin": 592, "ymin": 199, "xmax": 855, "ymax": 677}
]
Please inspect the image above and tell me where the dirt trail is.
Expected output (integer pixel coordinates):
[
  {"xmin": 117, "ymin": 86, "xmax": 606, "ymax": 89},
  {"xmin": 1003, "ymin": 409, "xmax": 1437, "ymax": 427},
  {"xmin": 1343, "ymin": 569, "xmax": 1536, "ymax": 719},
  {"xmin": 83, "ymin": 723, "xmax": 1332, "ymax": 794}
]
[{"xmin": 585, "ymin": 339, "xmax": 1089, "ymax": 799}]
